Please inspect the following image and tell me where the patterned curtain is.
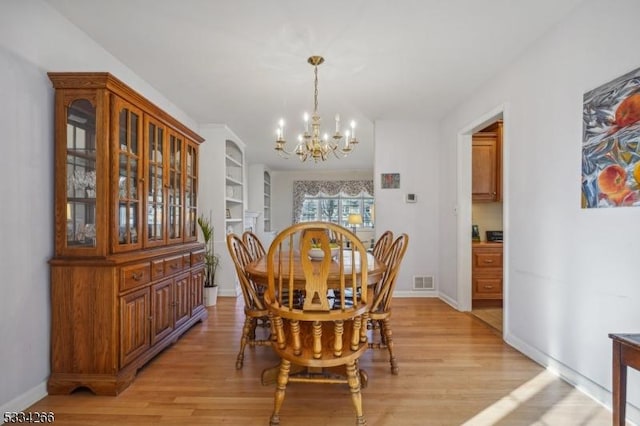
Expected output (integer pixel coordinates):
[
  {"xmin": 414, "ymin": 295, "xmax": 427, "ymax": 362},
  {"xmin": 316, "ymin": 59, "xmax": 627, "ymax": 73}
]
[{"xmin": 292, "ymin": 180, "xmax": 374, "ymax": 222}]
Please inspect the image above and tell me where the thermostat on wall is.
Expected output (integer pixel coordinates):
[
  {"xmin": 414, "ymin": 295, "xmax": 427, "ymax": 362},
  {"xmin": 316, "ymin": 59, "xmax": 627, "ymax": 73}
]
[{"xmin": 406, "ymin": 193, "xmax": 417, "ymax": 203}]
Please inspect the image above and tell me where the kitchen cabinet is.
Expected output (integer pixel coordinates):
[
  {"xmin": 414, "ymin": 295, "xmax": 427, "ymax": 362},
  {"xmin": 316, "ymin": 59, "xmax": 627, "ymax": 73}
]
[
  {"xmin": 472, "ymin": 243, "xmax": 503, "ymax": 301},
  {"xmin": 472, "ymin": 121, "xmax": 502, "ymax": 202}
]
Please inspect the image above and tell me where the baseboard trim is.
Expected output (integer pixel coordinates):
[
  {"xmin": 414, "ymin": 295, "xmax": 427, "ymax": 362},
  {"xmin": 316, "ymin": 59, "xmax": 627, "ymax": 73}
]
[
  {"xmin": 0, "ymin": 380, "xmax": 47, "ymax": 416},
  {"xmin": 437, "ymin": 292, "xmax": 459, "ymax": 310},
  {"xmin": 505, "ymin": 331, "xmax": 638, "ymax": 424},
  {"xmin": 393, "ymin": 290, "xmax": 438, "ymax": 298}
]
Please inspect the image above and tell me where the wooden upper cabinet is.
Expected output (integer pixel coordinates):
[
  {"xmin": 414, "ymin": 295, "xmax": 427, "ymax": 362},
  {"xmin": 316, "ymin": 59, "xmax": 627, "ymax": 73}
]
[
  {"xmin": 144, "ymin": 115, "xmax": 167, "ymax": 248},
  {"xmin": 167, "ymin": 129, "xmax": 184, "ymax": 245},
  {"xmin": 49, "ymin": 72, "xmax": 205, "ymax": 257},
  {"xmin": 472, "ymin": 121, "xmax": 502, "ymax": 202},
  {"xmin": 184, "ymin": 141, "xmax": 199, "ymax": 242},
  {"xmin": 112, "ymin": 96, "xmax": 144, "ymax": 253},
  {"xmin": 54, "ymin": 90, "xmax": 106, "ymax": 257}
]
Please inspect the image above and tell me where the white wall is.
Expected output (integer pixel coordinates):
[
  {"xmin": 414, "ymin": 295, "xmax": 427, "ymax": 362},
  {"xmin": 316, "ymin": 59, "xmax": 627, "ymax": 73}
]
[
  {"xmin": 374, "ymin": 120, "xmax": 440, "ymax": 296},
  {"xmin": 0, "ymin": 0, "xmax": 202, "ymax": 412},
  {"xmin": 438, "ymin": 0, "xmax": 640, "ymax": 420}
]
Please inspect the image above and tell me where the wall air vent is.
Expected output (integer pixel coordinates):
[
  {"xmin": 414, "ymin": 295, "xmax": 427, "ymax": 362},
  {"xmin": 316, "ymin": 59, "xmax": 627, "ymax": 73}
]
[{"xmin": 413, "ymin": 276, "xmax": 434, "ymax": 290}]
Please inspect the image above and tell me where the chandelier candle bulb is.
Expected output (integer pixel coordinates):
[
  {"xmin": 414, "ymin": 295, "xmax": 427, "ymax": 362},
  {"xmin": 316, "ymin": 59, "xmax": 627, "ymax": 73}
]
[{"xmin": 335, "ymin": 114, "xmax": 340, "ymax": 133}]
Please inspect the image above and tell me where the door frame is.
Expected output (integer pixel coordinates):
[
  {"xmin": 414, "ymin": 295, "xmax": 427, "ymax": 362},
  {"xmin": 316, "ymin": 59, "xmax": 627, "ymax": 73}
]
[{"xmin": 456, "ymin": 104, "xmax": 509, "ymax": 320}]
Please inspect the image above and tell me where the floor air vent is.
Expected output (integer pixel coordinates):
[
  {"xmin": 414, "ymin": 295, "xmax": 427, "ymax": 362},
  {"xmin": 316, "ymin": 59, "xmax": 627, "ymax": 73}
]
[{"xmin": 413, "ymin": 276, "xmax": 434, "ymax": 290}]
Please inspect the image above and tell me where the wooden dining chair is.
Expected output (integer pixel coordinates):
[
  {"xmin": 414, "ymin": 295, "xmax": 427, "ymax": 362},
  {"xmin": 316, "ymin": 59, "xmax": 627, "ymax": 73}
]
[
  {"xmin": 265, "ymin": 222, "xmax": 370, "ymax": 426},
  {"xmin": 242, "ymin": 230, "xmax": 267, "ymax": 261},
  {"xmin": 367, "ymin": 233, "xmax": 409, "ymax": 375},
  {"xmin": 372, "ymin": 230, "xmax": 394, "ymax": 260},
  {"xmin": 226, "ymin": 233, "xmax": 271, "ymax": 369}
]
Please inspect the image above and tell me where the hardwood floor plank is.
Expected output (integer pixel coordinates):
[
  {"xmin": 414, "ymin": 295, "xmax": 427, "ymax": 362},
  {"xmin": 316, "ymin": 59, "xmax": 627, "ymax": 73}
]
[{"xmin": 26, "ymin": 297, "xmax": 611, "ymax": 425}]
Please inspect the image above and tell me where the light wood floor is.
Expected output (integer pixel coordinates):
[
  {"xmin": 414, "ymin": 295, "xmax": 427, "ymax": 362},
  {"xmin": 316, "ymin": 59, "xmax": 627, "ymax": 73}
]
[
  {"xmin": 471, "ymin": 307, "xmax": 503, "ymax": 333},
  {"xmin": 27, "ymin": 297, "xmax": 612, "ymax": 425}
]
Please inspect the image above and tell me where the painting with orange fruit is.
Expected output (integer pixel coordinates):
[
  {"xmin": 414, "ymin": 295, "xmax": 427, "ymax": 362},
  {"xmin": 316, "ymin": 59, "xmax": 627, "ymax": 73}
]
[{"xmin": 582, "ymin": 66, "xmax": 640, "ymax": 208}]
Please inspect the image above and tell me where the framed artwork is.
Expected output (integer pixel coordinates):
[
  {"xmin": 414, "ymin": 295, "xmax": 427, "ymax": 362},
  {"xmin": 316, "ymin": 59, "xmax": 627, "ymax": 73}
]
[
  {"xmin": 472, "ymin": 225, "xmax": 480, "ymax": 242},
  {"xmin": 582, "ymin": 66, "xmax": 640, "ymax": 208},
  {"xmin": 381, "ymin": 173, "xmax": 400, "ymax": 189},
  {"xmin": 225, "ymin": 208, "xmax": 231, "ymax": 219}
]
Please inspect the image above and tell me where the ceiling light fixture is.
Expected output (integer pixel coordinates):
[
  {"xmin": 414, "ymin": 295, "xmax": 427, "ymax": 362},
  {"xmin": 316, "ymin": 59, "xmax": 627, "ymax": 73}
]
[{"xmin": 275, "ymin": 56, "xmax": 358, "ymax": 162}]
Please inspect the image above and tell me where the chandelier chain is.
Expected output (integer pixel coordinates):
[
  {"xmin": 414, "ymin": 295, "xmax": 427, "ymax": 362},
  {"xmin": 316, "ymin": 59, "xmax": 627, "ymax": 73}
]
[{"xmin": 314, "ymin": 64, "xmax": 319, "ymax": 114}]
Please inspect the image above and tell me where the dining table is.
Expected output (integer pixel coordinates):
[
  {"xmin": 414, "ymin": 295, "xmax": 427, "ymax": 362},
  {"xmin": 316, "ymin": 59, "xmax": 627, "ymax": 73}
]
[
  {"xmin": 244, "ymin": 250, "xmax": 387, "ymax": 386},
  {"xmin": 245, "ymin": 250, "xmax": 386, "ymax": 289}
]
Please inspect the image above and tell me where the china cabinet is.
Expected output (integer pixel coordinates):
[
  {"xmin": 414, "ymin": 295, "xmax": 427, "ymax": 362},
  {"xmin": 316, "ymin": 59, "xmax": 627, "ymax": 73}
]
[
  {"xmin": 48, "ymin": 72, "xmax": 206, "ymax": 395},
  {"xmin": 225, "ymin": 139, "xmax": 244, "ymax": 234}
]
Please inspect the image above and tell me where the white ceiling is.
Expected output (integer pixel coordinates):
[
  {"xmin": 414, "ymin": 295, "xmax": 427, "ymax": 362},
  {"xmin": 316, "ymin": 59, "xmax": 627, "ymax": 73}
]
[{"xmin": 44, "ymin": 0, "xmax": 583, "ymax": 171}]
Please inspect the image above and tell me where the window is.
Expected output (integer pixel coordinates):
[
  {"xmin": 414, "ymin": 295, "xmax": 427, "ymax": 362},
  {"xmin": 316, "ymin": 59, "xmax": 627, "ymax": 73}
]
[{"xmin": 300, "ymin": 193, "xmax": 374, "ymax": 228}]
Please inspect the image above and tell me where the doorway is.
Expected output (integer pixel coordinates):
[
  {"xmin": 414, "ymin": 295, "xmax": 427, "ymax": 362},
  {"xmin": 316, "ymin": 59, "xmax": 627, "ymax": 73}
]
[
  {"xmin": 470, "ymin": 120, "xmax": 504, "ymax": 332},
  {"xmin": 456, "ymin": 106, "xmax": 507, "ymax": 335}
]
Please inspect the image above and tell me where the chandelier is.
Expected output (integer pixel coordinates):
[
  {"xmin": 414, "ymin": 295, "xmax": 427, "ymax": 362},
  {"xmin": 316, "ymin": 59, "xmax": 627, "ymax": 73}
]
[{"xmin": 275, "ymin": 56, "xmax": 359, "ymax": 162}]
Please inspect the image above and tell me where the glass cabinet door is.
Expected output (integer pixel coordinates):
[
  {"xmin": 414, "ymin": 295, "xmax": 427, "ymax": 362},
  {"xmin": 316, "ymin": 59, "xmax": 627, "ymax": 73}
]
[
  {"xmin": 65, "ymin": 98, "xmax": 97, "ymax": 249},
  {"xmin": 167, "ymin": 130, "xmax": 183, "ymax": 243},
  {"xmin": 145, "ymin": 117, "xmax": 166, "ymax": 247},
  {"xmin": 185, "ymin": 141, "xmax": 198, "ymax": 241},
  {"xmin": 114, "ymin": 97, "xmax": 143, "ymax": 252}
]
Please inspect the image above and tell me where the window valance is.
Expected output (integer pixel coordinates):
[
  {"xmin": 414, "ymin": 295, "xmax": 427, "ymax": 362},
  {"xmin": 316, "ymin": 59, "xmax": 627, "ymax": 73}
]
[{"xmin": 293, "ymin": 180, "xmax": 374, "ymax": 222}]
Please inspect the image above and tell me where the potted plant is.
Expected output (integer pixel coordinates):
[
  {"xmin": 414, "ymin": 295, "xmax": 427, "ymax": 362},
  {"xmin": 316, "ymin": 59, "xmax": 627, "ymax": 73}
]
[{"xmin": 197, "ymin": 214, "xmax": 220, "ymax": 306}]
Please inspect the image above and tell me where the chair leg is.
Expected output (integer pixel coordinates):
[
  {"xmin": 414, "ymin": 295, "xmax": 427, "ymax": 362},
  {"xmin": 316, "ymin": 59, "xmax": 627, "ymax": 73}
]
[
  {"xmin": 249, "ymin": 317, "xmax": 257, "ymax": 341},
  {"xmin": 360, "ymin": 312, "xmax": 369, "ymax": 343},
  {"xmin": 236, "ymin": 315, "xmax": 252, "ymax": 369},
  {"xmin": 381, "ymin": 318, "xmax": 398, "ymax": 375},
  {"xmin": 269, "ymin": 311, "xmax": 277, "ymax": 342},
  {"xmin": 346, "ymin": 361, "xmax": 366, "ymax": 425},
  {"xmin": 269, "ymin": 359, "xmax": 291, "ymax": 426}
]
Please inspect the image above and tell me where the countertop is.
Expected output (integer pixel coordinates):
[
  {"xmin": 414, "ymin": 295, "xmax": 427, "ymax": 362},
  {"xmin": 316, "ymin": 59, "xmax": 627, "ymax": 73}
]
[{"xmin": 472, "ymin": 241, "xmax": 503, "ymax": 246}]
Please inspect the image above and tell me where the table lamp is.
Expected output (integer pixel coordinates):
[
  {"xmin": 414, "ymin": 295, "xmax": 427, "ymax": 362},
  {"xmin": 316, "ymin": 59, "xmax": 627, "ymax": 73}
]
[{"xmin": 347, "ymin": 213, "xmax": 363, "ymax": 235}]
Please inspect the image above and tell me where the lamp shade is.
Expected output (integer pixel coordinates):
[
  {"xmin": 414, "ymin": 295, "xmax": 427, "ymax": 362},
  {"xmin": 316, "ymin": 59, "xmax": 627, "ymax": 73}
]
[{"xmin": 348, "ymin": 214, "xmax": 363, "ymax": 226}]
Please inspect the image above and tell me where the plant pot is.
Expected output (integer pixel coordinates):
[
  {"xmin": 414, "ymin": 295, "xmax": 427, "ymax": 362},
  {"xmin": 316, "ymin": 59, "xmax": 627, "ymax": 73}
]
[{"xmin": 204, "ymin": 286, "xmax": 218, "ymax": 307}]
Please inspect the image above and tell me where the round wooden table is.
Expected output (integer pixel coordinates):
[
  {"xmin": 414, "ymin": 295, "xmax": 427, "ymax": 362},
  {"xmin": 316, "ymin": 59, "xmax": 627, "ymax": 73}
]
[{"xmin": 245, "ymin": 251, "xmax": 386, "ymax": 288}]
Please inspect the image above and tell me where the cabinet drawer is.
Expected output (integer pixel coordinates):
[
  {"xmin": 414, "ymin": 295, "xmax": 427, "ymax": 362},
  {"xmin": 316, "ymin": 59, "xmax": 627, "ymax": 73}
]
[
  {"xmin": 473, "ymin": 251, "xmax": 502, "ymax": 269},
  {"xmin": 473, "ymin": 275, "xmax": 502, "ymax": 299},
  {"xmin": 191, "ymin": 249, "xmax": 205, "ymax": 266},
  {"xmin": 151, "ymin": 259, "xmax": 164, "ymax": 280},
  {"xmin": 120, "ymin": 262, "xmax": 151, "ymax": 292},
  {"xmin": 164, "ymin": 255, "xmax": 183, "ymax": 275}
]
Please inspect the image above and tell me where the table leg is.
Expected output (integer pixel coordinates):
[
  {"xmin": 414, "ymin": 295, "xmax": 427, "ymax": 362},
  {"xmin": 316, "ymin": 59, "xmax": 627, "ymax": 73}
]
[{"xmin": 612, "ymin": 340, "xmax": 627, "ymax": 426}]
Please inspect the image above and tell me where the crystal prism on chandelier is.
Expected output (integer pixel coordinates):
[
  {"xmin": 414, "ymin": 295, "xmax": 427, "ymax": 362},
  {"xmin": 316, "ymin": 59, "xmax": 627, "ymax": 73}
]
[{"xmin": 275, "ymin": 56, "xmax": 359, "ymax": 162}]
